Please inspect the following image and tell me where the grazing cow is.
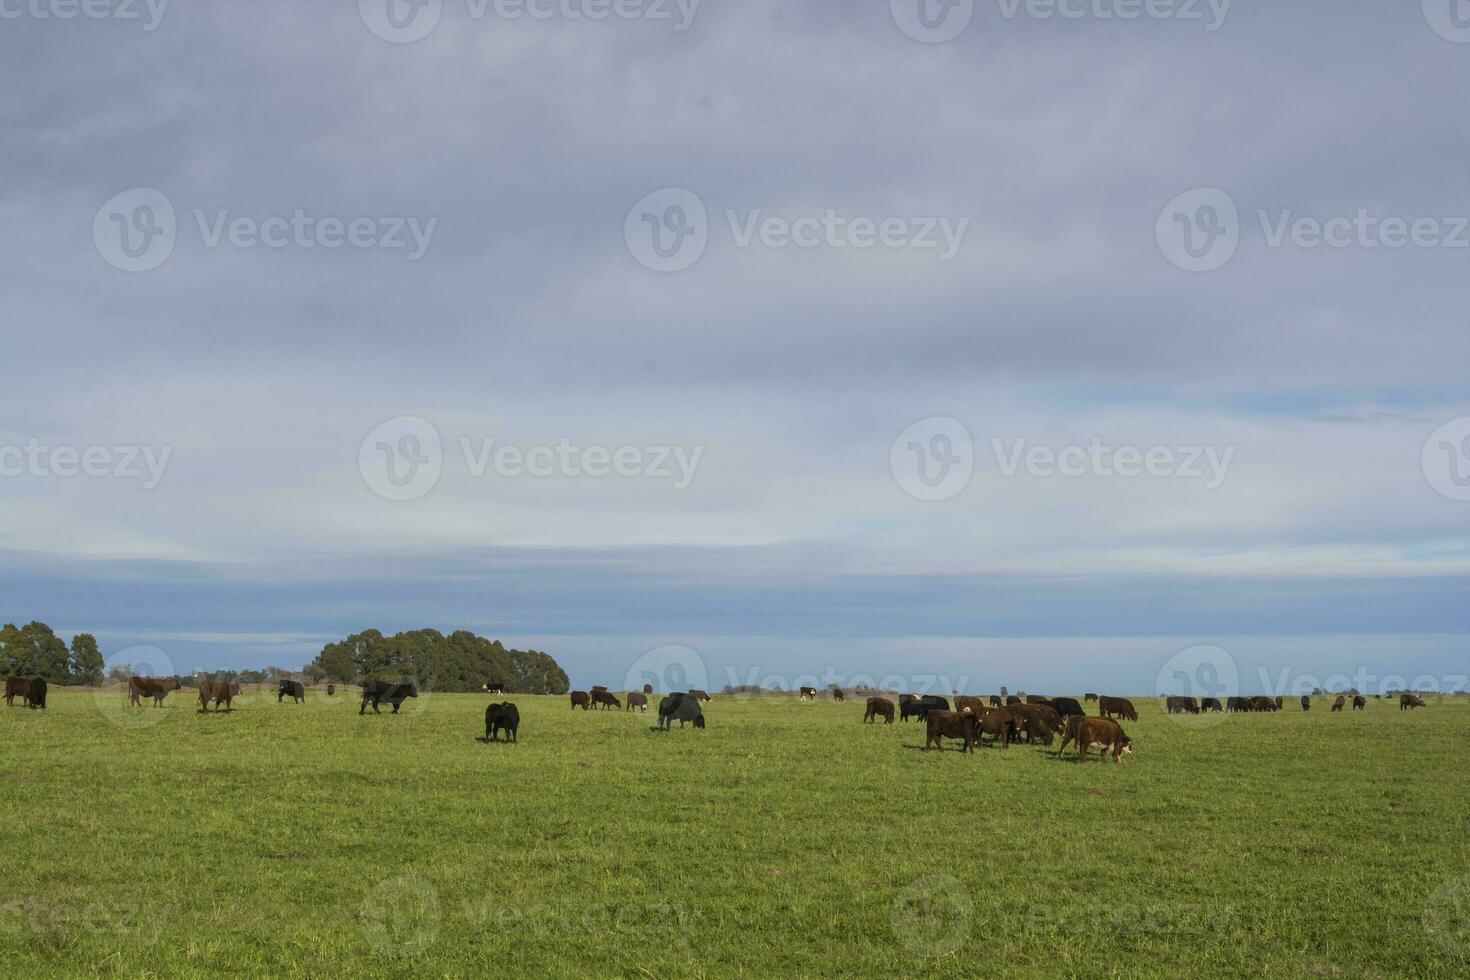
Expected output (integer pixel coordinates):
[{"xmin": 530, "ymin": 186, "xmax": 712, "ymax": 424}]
[
  {"xmin": 1005, "ymin": 695, "xmax": 1022, "ymax": 706},
  {"xmin": 592, "ymin": 690, "xmax": 622, "ymax": 710},
  {"xmin": 327, "ymin": 684, "xmax": 336, "ymax": 696},
  {"xmin": 277, "ymin": 680, "xmax": 305, "ymax": 703},
  {"xmin": 359, "ymin": 681, "xmax": 417, "ymax": 715},
  {"xmin": 657, "ymin": 693, "xmax": 705, "ymax": 730},
  {"xmin": 1353, "ymin": 695, "xmax": 1366, "ymax": 711},
  {"xmin": 1005, "ymin": 704, "xmax": 1058, "ymax": 746},
  {"xmin": 1227, "ymin": 696, "xmax": 1246, "ymax": 712},
  {"xmin": 570, "ymin": 691, "xmax": 591, "ymax": 711},
  {"xmin": 1049, "ymin": 697, "xmax": 1085, "ymax": 719},
  {"xmin": 798, "ymin": 686, "xmax": 818, "ymax": 701},
  {"xmin": 864, "ymin": 697, "xmax": 894, "ymax": 724},
  {"xmin": 1275, "ymin": 696, "xmax": 1284, "ymax": 710},
  {"xmin": 4, "ymin": 676, "xmax": 30, "ymax": 707},
  {"xmin": 483, "ymin": 681, "xmax": 505, "ymax": 694},
  {"xmin": 27, "ymin": 677, "xmax": 47, "ymax": 710},
  {"xmin": 1201, "ymin": 698, "xmax": 1223, "ymax": 712},
  {"xmin": 626, "ymin": 691, "xmax": 649, "ymax": 712},
  {"xmin": 1057, "ymin": 715, "xmax": 1132, "ymax": 764},
  {"xmin": 1097, "ymin": 696, "xmax": 1138, "ymax": 722},
  {"xmin": 989, "ymin": 695, "xmax": 1002, "ymax": 707},
  {"xmin": 198, "ymin": 680, "xmax": 242, "ymax": 713},
  {"xmin": 1165, "ymin": 696, "xmax": 1201, "ymax": 715},
  {"xmin": 128, "ymin": 676, "xmax": 182, "ymax": 707},
  {"xmin": 484, "ymin": 702, "xmax": 519, "ymax": 743},
  {"xmin": 1400, "ymin": 694, "xmax": 1426, "ymax": 710},
  {"xmin": 1025, "ymin": 695, "xmax": 1049, "ymax": 705},
  {"xmin": 1250, "ymin": 696, "xmax": 1277, "ymax": 712},
  {"xmin": 1331, "ymin": 695, "xmax": 1345, "ymax": 712},
  {"xmin": 974, "ymin": 707, "xmax": 1017, "ymax": 748},
  {"xmin": 832, "ymin": 688, "xmax": 845, "ymax": 702},
  {"xmin": 924, "ymin": 710, "xmax": 979, "ymax": 752},
  {"xmin": 954, "ymin": 696, "xmax": 986, "ymax": 715},
  {"xmin": 1084, "ymin": 693, "xmax": 1099, "ymax": 702},
  {"xmin": 642, "ymin": 683, "xmax": 653, "ymax": 695},
  {"xmin": 688, "ymin": 689, "xmax": 712, "ymax": 702},
  {"xmin": 1300, "ymin": 696, "xmax": 1310, "ymax": 711}
]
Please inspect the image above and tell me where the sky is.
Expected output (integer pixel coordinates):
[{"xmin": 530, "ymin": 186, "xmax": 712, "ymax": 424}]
[{"xmin": 2, "ymin": 1, "xmax": 1468, "ymax": 696}]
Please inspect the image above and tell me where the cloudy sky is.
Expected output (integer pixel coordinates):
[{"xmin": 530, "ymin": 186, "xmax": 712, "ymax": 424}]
[{"xmin": 3, "ymin": 1, "xmax": 1468, "ymax": 695}]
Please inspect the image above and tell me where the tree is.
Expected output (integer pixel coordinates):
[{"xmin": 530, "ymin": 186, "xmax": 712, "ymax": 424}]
[
  {"xmin": 107, "ymin": 664, "xmax": 134, "ymax": 684},
  {"xmin": 1000, "ymin": 686, "xmax": 1008, "ymax": 697},
  {"xmin": 69, "ymin": 633, "xmax": 104, "ymax": 686},
  {"xmin": 0, "ymin": 621, "xmax": 72, "ymax": 682},
  {"xmin": 310, "ymin": 628, "xmax": 569, "ymax": 694}
]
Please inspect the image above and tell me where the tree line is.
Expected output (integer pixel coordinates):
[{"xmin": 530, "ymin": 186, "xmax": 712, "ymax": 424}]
[
  {"xmin": 0, "ymin": 622, "xmax": 103, "ymax": 684},
  {"xmin": 310, "ymin": 628, "xmax": 569, "ymax": 694}
]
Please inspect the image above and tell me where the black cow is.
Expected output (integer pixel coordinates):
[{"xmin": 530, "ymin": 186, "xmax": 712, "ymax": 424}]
[
  {"xmin": 1353, "ymin": 695, "xmax": 1366, "ymax": 710},
  {"xmin": 483, "ymin": 681, "xmax": 505, "ymax": 694},
  {"xmin": 900, "ymin": 695, "xmax": 948, "ymax": 722},
  {"xmin": 484, "ymin": 702, "xmax": 519, "ymax": 742},
  {"xmin": 277, "ymin": 679, "xmax": 305, "ymax": 703},
  {"xmin": 360, "ymin": 681, "xmax": 418, "ymax": 714},
  {"xmin": 591, "ymin": 690, "xmax": 621, "ymax": 710},
  {"xmin": 657, "ymin": 693, "xmax": 705, "ymax": 730},
  {"xmin": 1300, "ymin": 696, "xmax": 1310, "ymax": 711},
  {"xmin": 27, "ymin": 677, "xmax": 46, "ymax": 710},
  {"xmin": 1049, "ymin": 697, "xmax": 1085, "ymax": 719},
  {"xmin": 1201, "ymin": 698, "xmax": 1223, "ymax": 712}
]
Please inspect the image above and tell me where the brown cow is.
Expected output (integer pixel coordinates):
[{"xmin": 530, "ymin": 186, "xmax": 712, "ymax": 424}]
[
  {"xmin": 129, "ymin": 676, "xmax": 182, "ymax": 707},
  {"xmin": 1057, "ymin": 715, "xmax": 1132, "ymax": 763},
  {"xmin": 924, "ymin": 710, "xmax": 979, "ymax": 752},
  {"xmin": 591, "ymin": 690, "xmax": 621, "ymax": 710},
  {"xmin": 688, "ymin": 689, "xmax": 712, "ymax": 702},
  {"xmin": 831, "ymin": 688, "xmax": 845, "ymax": 702},
  {"xmin": 327, "ymin": 684, "xmax": 336, "ymax": 696},
  {"xmin": 974, "ymin": 707, "xmax": 1017, "ymax": 748},
  {"xmin": 1025, "ymin": 694, "xmax": 1049, "ymax": 704},
  {"xmin": 864, "ymin": 697, "xmax": 894, "ymax": 724},
  {"xmin": 197, "ymin": 680, "xmax": 241, "ymax": 713},
  {"xmin": 4, "ymin": 675, "xmax": 31, "ymax": 707},
  {"xmin": 1098, "ymin": 696, "xmax": 1138, "ymax": 722},
  {"xmin": 625, "ymin": 691, "xmax": 649, "ymax": 712},
  {"xmin": 1400, "ymin": 694, "xmax": 1426, "ymax": 710},
  {"xmin": 1005, "ymin": 695, "xmax": 1022, "ymax": 706},
  {"xmin": 591, "ymin": 685, "xmax": 609, "ymax": 694},
  {"xmin": 1006, "ymin": 704, "xmax": 1058, "ymax": 746},
  {"xmin": 989, "ymin": 695, "xmax": 1002, "ymax": 707},
  {"xmin": 570, "ymin": 691, "xmax": 591, "ymax": 710},
  {"xmin": 1331, "ymin": 695, "xmax": 1345, "ymax": 712},
  {"xmin": 954, "ymin": 695, "xmax": 987, "ymax": 715}
]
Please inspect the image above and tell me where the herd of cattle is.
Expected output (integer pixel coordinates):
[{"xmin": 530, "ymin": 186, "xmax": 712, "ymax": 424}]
[{"xmin": 2, "ymin": 675, "xmax": 1436, "ymax": 757}]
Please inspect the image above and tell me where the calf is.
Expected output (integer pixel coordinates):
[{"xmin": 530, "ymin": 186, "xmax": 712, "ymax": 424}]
[
  {"xmin": 1097, "ymin": 696, "xmax": 1137, "ymax": 722},
  {"xmin": 27, "ymin": 677, "xmax": 47, "ymax": 710},
  {"xmin": 625, "ymin": 691, "xmax": 649, "ymax": 712},
  {"xmin": 592, "ymin": 690, "xmax": 621, "ymax": 710},
  {"xmin": 1057, "ymin": 715, "xmax": 1132, "ymax": 764},
  {"xmin": 359, "ymin": 681, "xmax": 417, "ymax": 715},
  {"xmin": 924, "ymin": 710, "xmax": 979, "ymax": 752},
  {"xmin": 864, "ymin": 697, "xmax": 894, "ymax": 724},
  {"xmin": 1331, "ymin": 695, "xmax": 1345, "ymax": 712},
  {"xmin": 569, "ymin": 691, "xmax": 591, "ymax": 711},
  {"xmin": 657, "ymin": 693, "xmax": 705, "ymax": 730},
  {"xmin": 277, "ymin": 679, "xmax": 305, "ymax": 703},
  {"xmin": 484, "ymin": 702, "xmax": 519, "ymax": 742},
  {"xmin": 198, "ymin": 680, "xmax": 242, "ymax": 713}
]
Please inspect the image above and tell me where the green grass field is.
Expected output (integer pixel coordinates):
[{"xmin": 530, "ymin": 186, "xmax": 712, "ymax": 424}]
[{"xmin": 2, "ymin": 688, "xmax": 1469, "ymax": 978}]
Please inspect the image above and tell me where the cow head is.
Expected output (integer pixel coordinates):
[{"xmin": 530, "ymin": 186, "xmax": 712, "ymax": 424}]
[{"xmin": 693, "ymin": 714, "xmax": 705, "ymax": 728}]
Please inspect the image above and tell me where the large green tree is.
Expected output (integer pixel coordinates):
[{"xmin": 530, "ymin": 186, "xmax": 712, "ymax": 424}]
[
  {"xmin": 69, "ymin": 633, "xmax": 104, "ymax": 685},
  {"xmin": 310, "ymin": 628, "xmax": 569, "ymax": 694},
  {"xmin": 0, "ymin": 621, "xmax": 72, "ymax": 681}
]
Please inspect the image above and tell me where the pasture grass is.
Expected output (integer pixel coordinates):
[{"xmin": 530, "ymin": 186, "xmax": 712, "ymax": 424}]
[{"xmin": 1, "ymin": 688, "xmax": 1468, "ymax": 978}]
